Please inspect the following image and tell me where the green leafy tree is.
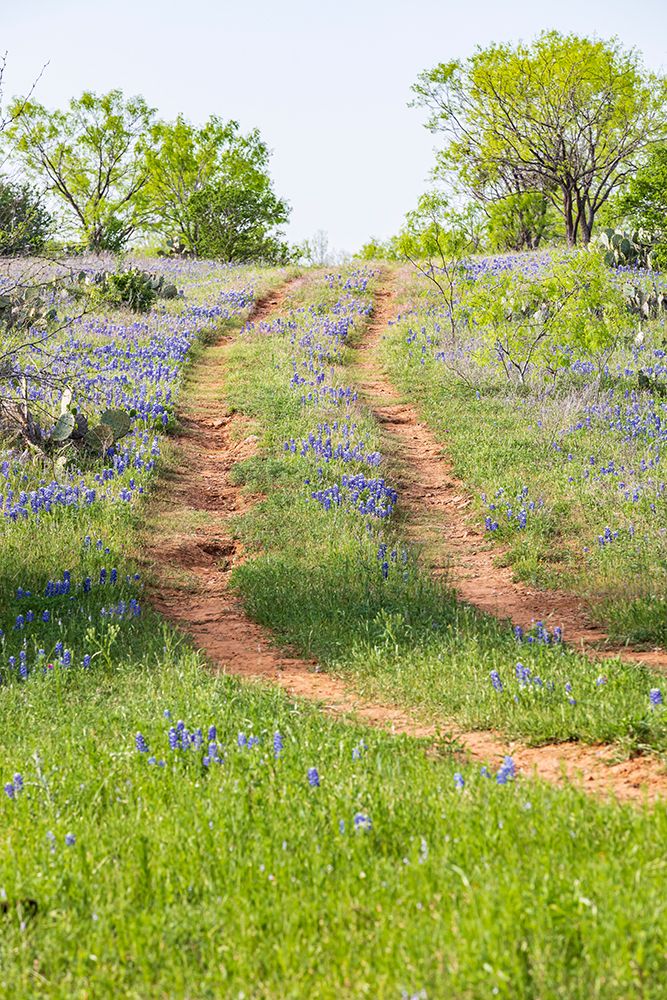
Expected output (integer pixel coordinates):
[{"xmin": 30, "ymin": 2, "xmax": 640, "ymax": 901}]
[
  {"xmin": 357, "ymin": 193, "xmax": 483, "ymax": 262},
  {"xmin": 355, "ymin": 236, "xmax": 401, "ymax": 261},
  {"xmin": 412, "ymin": 32, "xmax": 667, "ymax": 246},
  {"xmin": 187, "ymin": 182, "xmax": 291, "ymax": 263},
  {"xmin": 0, "ymin": 178, "xmax": 52, "ymax": 255},
  {"xmin": 397, "ymin": 192, "xmax": 485, "ymax": 260},
  {"xmin": 142, "ymin": 116, "xmax": 287, "ymax": 253},
  {"xmin": 6, "ymin": 89, "xmax": 156, "ymax": 252},
  {"xmin": 486, "ymin": 192, "xmax": 560, "ymax": 251},
  {"xmin": 611, "ymin": 145, "xmax": 667, "ymax": 237}
]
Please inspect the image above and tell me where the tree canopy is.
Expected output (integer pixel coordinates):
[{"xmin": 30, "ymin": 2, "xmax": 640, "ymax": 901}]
[
  {"xmin": 0, "ymin": 178, "xmax": 52, "ymax": 255},
  {"xmin": 6, "ymin": 89, "xmax": 156, "ymax": 252},
  {"xmin": 612, "ymin": 145, "xmax": 667, "ymax": 235},
  {"xmin": 187, "ymin": 182, "xmax": 291, "ymax": 263},
  {"xmin": 141, "ymin": 115, "xmax": 285, "ymax": 253},
  {"xmin": 412, "ymin": 32, "xmax": 667, "ymax": 246}
]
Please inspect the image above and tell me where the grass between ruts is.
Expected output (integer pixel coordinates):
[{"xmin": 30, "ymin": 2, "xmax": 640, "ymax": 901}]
[
  {"xmin": 225, "ymin": 266, "xmax": 667, "ymax": 753},
  {"xmin": 1, "ymin": 264, "xmax": 667, "ymax": 998}
]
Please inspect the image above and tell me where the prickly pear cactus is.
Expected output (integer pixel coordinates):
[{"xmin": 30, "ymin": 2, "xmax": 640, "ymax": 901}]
[
  {"xmin": 595, "ymin": 228, "xmax": 656, "ymax": 269},
  {"xmin": 84, "ymin": 424, "xmax": 115, "ymax": 455},
  {"xmin": 99, "ymin": 408, "xmax": 132, "ymax": 440}
]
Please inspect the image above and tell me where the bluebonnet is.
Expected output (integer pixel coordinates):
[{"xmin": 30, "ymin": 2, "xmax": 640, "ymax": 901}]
[
  {"xmin": 353, "ymin": 813, "xmax": 372, "ymax": 831},
  {"xmin": 307, "ymin": 767, "xmax": 320, "ymax": 787},
  {"xmin": 490, "ymin": 670, "xmax": 503, "ymax": 692},
  {"xmin": 0, "ymin": 263, "xmax": 257, "ymax": 525},
  {"xmin": 650, "ymin": 688, "xmax": 664, "ymax": 706},
  {"xmin": 273, "ymin": 731, "xmax": 284, "ymax": 758},
  {"xmin": 496, "ymin": 757, "xmax": 516, "ymax": 784},
  {"xmin": 453, "ymin": 772, "xmax": 465, "ymax": 789},
  {"xmin": 135, "ymin": 732, "xmax": 149, "ymax": 753}
]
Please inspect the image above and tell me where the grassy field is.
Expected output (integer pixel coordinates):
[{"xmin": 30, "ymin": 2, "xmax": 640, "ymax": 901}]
[
  {"xmin": 2, "ymin": 258, "xmax": 667, "ymax": 998},
  {"xmin": 380, "ymin": 259, "xmax": 667, "ymax": 645}
]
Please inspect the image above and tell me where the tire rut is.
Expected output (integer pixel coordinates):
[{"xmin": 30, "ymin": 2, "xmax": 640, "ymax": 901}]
[{"xmin": 355, "ymin": 270, "xmax": 667, "ymax": 675}]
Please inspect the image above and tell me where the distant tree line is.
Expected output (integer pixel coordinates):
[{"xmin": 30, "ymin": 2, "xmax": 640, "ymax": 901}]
[
  {"xmin": 0, "ymin": 89, "xmax": 291, "ymax": 262},
  {"xmin": 361, "ymin": 32, "xmax": 667, "ymax": 263}
]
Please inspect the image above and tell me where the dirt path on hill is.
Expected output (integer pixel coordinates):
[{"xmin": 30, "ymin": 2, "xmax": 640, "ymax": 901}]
[
  {"xmin": 355, "ymin": 272, "xmax": 667, "ymax": 674},
  {"xmin": 143, "ymin": 276, "xmax": 667, "ymax": 804}
]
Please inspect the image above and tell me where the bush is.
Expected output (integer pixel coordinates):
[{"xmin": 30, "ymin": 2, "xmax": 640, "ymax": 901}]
[
  {"xmin": 76, "ymin": 268, "xmax": 180, "ymax": 313},
  {"xmin": 468, "ymin": 251, "xmax": 627, "ymax": 381},
  {"xmin": 486, "ymin": 192, "xmax": 560, "ymax": 251},
  {"xmin": 187, "ymin": 183, "xmax": 292, "ymax": 263},
  {"xmin": 0, "ymin": 178, "xmax": 52, "ymax": 255}
]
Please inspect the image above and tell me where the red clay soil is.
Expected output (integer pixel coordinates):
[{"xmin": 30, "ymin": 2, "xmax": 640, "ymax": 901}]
[
  {"xmin": 356, "ymin": 273, "xmax": 667, "ymax": 674},
  {"xmin": 143, "ymin": 277, "xmax": 667, "ymax": 804}
]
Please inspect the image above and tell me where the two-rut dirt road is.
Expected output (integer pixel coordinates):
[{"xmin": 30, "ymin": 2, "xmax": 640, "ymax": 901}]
[{"xmin": 144, "ymin": 274, "xmax": 667, "ymax": 803}]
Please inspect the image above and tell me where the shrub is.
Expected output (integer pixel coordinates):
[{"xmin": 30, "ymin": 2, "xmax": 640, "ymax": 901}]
[
  {"xmin": 187, "ymin": 183, "xmax": 292, "ymax": 263},
  {"xmin": 77, "ymin": 268, "xmax": 180, "ymax": 313},
  {"xmin": 0, "ymin": 178, "xmax": 52, "ymax": 256}
]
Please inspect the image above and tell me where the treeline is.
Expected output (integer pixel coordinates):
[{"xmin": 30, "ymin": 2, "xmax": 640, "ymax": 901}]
[
  {"xmin": 0, "ymin": 90, "xmax": 291, "ymax": 261},
  {"xmin": 361, "ymin": 32, "xmax": 667, "ymax": 266},
  {"xmin": 1, "ymin": 31, "xmax": 666, "ymax": 265}
]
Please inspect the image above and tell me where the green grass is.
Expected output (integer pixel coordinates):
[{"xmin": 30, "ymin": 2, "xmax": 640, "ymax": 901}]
[
  {"xmin": 378, "ymin": 263, "xmax": 667, "ymax": 645},
  {"xmin": 3, "ymin": 631, "xmax": 667, "ymax": 999},
  {"xmin": 2, "ymin": 263, "xmax": 667, "ymax": 997}
]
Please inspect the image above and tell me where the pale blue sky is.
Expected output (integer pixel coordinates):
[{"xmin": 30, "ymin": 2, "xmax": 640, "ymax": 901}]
[{"xmin": 2, "ymin": 0, "xmax": 666, "ymax": 252}]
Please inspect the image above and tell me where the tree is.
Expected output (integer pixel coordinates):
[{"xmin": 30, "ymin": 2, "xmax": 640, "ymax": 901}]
[
  {"xmin": 398, "ymin": 192, "xmax": 486, "ymax": 258},
  {"xmin": 356, "ymin": 236, "xmax": 401, "ymax": 261},
  {"xmin": 6, "ymin": 89, "xmax": 155, "ymax": 252},
  {"xmin": 486, "ymin": 192, "xmax": 560, "ymax": 251},
  {"xmin": 611, "ymin": 145, "xmax": 667, "ymax": 235},
  {"xmin": 0, "ymin": 178, "xmax": 52, "ymax": 255},
  {"xmin": 300, "ymin": 230, "xmax": 333, "ymax": 266},
  {"xmin": 412, "ymin": 32, "xmax": 667, "ymax": 246},
  {"xmin": 142, "ymin": 116, "xmax": 287, "ymax": 252},
  {"xmin": 187, "ymin": 182, "xmax": 291, "ymax": 263}
]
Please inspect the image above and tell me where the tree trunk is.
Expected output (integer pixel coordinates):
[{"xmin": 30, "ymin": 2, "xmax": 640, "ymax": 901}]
[
  {"xmin": 579, "ymin": 203, "xmax": 595, "ymax": 245},
  {"xmin": 563, "ymin": 188, "xmax": 576, "ymax": 246}
]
